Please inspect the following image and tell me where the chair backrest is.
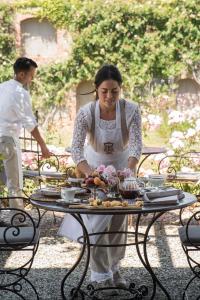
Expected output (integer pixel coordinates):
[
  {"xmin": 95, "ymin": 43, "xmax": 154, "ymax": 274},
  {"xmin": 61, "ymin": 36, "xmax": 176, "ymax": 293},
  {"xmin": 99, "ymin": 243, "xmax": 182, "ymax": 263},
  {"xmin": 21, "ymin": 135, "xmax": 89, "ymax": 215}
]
[
  {"xmin": 179, "ymin": 209, "xmax": 200, "ymax": 249},
  {"xmin": 158, "ymin": 152, "xmax": 200, "ymax": 192},
  {"xmin": 19, "ymin": 110, "xmax": 39, "ymax": 153},
  {"xmin": 0, "ymin": 196, "xmax": 40, "ymax": 250}
]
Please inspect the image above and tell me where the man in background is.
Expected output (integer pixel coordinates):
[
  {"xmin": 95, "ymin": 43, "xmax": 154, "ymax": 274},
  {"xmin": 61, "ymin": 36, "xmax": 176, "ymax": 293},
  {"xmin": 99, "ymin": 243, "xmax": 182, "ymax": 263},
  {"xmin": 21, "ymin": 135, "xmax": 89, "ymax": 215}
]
[{"xmin": 0, "ymin": 57, "xmax": 51, "ymax": 209}]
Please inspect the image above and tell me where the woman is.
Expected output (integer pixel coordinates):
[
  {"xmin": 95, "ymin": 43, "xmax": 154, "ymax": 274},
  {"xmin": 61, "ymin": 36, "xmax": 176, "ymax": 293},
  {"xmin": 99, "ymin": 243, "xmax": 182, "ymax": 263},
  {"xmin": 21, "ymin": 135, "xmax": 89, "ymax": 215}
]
[{"xmin": 59, "ymin": 64, "xmax": 142, "ymax": 295}]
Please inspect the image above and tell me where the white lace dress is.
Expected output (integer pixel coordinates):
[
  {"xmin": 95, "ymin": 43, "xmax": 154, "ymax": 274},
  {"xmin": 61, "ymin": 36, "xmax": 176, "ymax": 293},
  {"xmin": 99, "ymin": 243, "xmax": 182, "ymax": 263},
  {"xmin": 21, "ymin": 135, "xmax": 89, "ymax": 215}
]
[{"xmin": 71, "ymin": 100, "xmax": 142, "ymax": 165}]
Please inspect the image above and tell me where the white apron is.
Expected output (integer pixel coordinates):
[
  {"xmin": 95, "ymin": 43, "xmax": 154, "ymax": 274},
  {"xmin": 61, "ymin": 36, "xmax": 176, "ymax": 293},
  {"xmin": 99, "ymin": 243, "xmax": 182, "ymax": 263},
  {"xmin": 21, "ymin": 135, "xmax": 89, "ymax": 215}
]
[{"xmin": 58, "ymin": 101, "xmax": 129, "ymax": 243}]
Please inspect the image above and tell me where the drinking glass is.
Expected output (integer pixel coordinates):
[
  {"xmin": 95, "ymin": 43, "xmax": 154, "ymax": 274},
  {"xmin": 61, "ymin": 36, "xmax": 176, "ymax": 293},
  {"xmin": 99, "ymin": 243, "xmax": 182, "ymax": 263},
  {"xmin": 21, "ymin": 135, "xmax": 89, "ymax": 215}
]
[{"xmin": 148, "ymin": 174, "xmax": 166, "ymax": 189}]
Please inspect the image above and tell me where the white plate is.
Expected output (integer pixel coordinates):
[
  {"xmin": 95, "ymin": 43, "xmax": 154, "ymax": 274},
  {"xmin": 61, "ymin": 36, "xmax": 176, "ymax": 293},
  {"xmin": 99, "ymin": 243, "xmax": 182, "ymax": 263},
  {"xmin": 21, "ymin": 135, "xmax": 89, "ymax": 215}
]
[
  {"xmin": 68, "ymin": 177, "xmax": 84, "ymax": 183},
  {"xmin": 39, "ymin": 187, "xmax": 60, "ymax": 196},
  {"xmin": 56, "ymin": 198, "xmax": 81, "ymax": 205}
]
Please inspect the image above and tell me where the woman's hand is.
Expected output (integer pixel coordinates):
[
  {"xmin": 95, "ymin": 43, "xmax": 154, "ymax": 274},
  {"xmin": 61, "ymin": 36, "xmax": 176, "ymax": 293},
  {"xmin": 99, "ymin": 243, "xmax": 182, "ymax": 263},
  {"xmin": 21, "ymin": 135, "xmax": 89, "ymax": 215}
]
[{"xmin": 77, "ymin": 160, "xmax": 93, "ymax": 177}]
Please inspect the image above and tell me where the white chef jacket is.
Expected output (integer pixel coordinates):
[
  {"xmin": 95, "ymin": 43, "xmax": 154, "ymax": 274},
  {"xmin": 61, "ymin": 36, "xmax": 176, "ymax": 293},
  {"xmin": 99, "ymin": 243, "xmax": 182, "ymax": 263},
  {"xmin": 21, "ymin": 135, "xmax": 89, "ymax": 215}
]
[
  {"xmin": 0, "ymin": 79, "xmax": 37, "ymax": 139},
  {"xmin": 0, "ymin": 79, "xmax": 37, "ymax": 189}
]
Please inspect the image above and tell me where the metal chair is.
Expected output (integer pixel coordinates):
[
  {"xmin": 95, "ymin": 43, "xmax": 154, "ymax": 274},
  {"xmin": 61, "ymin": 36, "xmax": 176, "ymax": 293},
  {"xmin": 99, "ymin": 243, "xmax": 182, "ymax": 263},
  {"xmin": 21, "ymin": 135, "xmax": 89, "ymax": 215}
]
[
  {"xmin": 158, "ymin": 152, "xmax": 200, "ymax": 189},
  {"xmin": 158, "ymin": 152, "xmax": 200, "ymax": 225},
  {"xmin": 0, "ymin": 196, "xmax": 41, "ymax": 299},
  {"xmin": 20, "ymin": 124, "xmax": 68, "ymax": 192},
  {"xmin": 178, "ymin": 209, "xmax": 200, "ymax": 299}
]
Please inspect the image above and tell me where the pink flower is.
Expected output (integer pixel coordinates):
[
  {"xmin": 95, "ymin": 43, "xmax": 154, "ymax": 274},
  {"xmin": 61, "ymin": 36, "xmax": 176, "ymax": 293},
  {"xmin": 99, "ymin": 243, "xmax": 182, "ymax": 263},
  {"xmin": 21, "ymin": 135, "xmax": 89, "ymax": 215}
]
[
  {"xmin": 22, "ymin": 152, "xmax": 38, "ymax": 170},
  {"xmin": 103, "ymin": 165, "xmax": 117, "ymax": 176},
  {"xmin": 96, "ymin": 164, "xmax": 106, "ymax": 173},
  {"xmin": 118, "ymin": 168, "xmax": 133, "ymax": 178}
]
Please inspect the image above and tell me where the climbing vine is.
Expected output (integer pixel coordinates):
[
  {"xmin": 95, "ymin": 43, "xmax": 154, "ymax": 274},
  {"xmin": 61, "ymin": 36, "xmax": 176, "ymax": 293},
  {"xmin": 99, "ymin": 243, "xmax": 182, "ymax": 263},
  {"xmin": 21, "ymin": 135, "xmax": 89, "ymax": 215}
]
[{"xmin": 1, "ymin": 0, "xmax": 199, "ymax": 109}]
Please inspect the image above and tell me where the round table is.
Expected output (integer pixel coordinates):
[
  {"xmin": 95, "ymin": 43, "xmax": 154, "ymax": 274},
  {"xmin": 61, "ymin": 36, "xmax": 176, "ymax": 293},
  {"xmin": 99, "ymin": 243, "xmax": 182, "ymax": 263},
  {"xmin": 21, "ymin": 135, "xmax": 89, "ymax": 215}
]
[{"xmin": 30, "ymin": 192, "xmax": 196, "ymax": 300}]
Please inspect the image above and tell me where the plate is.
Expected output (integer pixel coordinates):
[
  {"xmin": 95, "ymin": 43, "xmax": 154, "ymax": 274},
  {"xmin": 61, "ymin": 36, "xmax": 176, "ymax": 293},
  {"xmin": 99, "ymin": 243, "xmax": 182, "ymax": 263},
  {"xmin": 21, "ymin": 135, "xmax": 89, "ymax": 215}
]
[
  {"xmin": 68, "ymin": 177, "xmax": 84, "ymax": 183},
  {"xmin": 39, "ymin": 187, "xmax": 88, "ymax": 197},
  {"xmin": 39, "ymin": 187, "xmax": 60, "ymax": 197},
  {"xmin": 56, "ymin": 198, "xmax": 81, "ymax": 205},
  {"xmin": 68, "ymin": 203, "xmax": 142, "ymax": 209},
  {"xmin": 32, "ymin": 195, "xmax": 58, "ymax": 202}
]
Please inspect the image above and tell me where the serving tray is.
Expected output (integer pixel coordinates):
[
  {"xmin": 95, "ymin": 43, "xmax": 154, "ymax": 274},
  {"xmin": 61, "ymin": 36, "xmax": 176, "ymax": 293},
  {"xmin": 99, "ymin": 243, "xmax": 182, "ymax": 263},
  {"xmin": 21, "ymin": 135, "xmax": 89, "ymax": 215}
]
[{"xmin": 68, "ymin": 204, "xmax": 142, "ymax": 209}]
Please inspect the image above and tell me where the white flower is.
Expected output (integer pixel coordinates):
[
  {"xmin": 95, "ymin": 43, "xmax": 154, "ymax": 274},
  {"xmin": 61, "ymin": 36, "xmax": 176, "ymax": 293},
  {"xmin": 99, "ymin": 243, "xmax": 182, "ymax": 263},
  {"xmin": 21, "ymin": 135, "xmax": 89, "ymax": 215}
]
[
  {"xmin": 168, "ymin": 110, "xmax": 185, "ymax": 124},
  {"xmin": 171, "ymin": 131, "xmax": 184, "ymax": 139},
  {"xmin": 195, "ymin": 119, "xmax": 200, "ymax": 131},
  {"xmin": 147, "ymin": 114, "xmax": 162, "ymax": 125},
  {"xmin": 166, "ymin": 149, "xmax": 175, "ymax": 155},
  {"xmin": 169, "ymin": 138, "xmax": 184, "ymax": 149},
  {"xmin": 185, "ymin": 128, "xmax": 196, "ymax": 138}
]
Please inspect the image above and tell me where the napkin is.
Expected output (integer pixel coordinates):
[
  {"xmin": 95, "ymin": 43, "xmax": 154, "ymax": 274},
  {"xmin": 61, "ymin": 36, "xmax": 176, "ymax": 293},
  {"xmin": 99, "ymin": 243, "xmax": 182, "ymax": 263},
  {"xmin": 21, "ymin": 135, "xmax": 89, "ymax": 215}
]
[
  {"xmin": 143, "ymin": 192, "xmax": 185, "ymax": 207},
  {"xmin": 145, "ymin": 188, "xmax": 183, "ymax": 199},
  {"xmin": 143, "ymin": 195, "xmax": 178, "ymax": 206}
]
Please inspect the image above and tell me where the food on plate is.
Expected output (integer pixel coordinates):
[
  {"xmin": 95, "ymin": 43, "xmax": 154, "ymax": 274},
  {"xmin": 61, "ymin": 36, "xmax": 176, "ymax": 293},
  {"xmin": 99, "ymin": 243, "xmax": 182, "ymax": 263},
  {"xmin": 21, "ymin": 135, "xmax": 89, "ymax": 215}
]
[
  {"xmin": 110, "ymin": 200, "xmax": 122, "ymax": 207},
  {"xmin": 102, "ymin": 201, "xmax": 112, "ymax": 207},
  {"xmin": 89, "ymin": 198, "xmax": 102, "ymax": 207},
  {"xmin": 121, "ymin": 201, "xmax": 128, "ymax": 207},
  {"xmin": 135, "ymin": 198, "xmax": 144, "ymax": 208},
  {"xmin": 89, "ymin": 199, "xmax": 129, "ymax": 208}
]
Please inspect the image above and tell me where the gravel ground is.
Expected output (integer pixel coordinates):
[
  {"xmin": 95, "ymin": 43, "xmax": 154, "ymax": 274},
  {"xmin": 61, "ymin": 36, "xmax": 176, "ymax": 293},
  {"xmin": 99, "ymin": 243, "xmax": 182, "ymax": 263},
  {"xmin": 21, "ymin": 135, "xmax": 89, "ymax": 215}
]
[{"xmin": 1, "ymin": 208, "xmax": 200, "ymax": 300}]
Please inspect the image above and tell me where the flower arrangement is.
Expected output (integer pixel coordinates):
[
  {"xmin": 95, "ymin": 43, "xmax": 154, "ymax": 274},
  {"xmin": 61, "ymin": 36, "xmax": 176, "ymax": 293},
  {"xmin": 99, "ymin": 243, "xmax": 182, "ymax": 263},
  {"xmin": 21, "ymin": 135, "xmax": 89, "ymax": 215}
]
[{"xmin": 96, "ymin": 165, "xmax": 134, "ymax": 182}]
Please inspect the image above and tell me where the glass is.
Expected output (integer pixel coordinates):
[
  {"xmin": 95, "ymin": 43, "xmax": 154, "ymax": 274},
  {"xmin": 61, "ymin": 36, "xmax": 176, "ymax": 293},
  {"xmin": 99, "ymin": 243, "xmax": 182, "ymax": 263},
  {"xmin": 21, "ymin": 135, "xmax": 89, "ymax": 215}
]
[
  {"xmin": 148, "ymin": 174, "xmax": 166, "ymax": 189},
  {"xmin": 137, "ymin": 177, "xmax": 148, "ymax": 188},
  {"xmin": 90, "ymin": 186, "xmax": 97, "ymax": 200}
]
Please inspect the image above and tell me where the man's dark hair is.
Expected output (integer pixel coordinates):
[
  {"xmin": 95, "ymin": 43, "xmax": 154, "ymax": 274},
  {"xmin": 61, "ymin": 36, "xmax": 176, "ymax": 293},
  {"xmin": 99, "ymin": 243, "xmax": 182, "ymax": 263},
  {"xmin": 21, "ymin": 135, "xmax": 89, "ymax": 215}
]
[{"xmin": 13, "ymin": 57, "xmax": 38, "ymax": 74}]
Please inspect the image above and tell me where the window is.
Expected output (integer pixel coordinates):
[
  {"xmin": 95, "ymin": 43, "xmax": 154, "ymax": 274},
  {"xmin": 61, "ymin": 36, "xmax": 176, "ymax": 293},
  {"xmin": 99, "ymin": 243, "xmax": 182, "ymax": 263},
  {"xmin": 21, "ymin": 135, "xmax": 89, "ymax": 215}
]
[{"xmin": 21, "ymin": 18, "xmax": 57, "ymax": 57}]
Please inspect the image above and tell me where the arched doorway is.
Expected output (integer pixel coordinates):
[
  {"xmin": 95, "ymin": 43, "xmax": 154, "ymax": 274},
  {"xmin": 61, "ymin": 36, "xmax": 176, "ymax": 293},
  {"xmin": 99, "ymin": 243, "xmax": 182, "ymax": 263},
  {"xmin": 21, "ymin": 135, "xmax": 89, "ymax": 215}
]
[
  {"xmin": 76, "ymin": 81, "xmax": 95, "ymax": 111},
  {"xmin": 176, "ymin": 78, "xmax": 200, "ymax": 110}
]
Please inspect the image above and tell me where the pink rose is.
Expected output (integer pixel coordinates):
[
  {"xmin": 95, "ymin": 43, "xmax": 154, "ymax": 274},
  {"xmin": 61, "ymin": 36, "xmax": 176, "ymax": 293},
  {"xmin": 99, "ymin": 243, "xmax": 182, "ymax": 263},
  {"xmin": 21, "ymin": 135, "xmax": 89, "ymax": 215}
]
[{"xmin": 96, "ymin": 164, "xmax": 106, "ymax": 173}]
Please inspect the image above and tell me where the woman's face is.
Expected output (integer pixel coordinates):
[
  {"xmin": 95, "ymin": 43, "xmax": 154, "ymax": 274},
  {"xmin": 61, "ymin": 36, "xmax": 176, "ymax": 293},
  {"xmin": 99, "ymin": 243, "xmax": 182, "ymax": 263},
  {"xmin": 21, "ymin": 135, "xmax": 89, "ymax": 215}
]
[{"xmin": 97, "ymin": 79, "xmax": 121, "ymax": 110}]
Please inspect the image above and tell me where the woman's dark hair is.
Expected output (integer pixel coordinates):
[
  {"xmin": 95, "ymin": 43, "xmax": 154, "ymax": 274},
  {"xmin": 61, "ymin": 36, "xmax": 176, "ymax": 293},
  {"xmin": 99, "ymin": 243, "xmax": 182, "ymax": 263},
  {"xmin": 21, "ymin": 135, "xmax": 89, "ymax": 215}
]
[
  {"xmin": 13, "ymin": 57, "xmax": 38, "ymax": 74},
  {"xmin": 94, "ymin": 64, "xmax": 122, "ymax": 88},
  {"xmin": 80, "ymin": 64, "xmax": 122, "ymax": 97}
]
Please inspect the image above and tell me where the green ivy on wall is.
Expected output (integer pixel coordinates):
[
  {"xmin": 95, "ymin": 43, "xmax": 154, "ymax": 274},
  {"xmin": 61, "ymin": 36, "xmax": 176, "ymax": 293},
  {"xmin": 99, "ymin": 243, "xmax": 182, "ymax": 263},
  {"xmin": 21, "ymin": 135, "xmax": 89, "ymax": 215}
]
[
  {"xmin": 2, "ymin": 0, "xmax": 200, "ymax": 111},
  {"xmin": 32, "ymin": 0, "xmax": 200, "ymax": 105},
  {"xmin": 0, "ymin": 4, "xmax": 16, "ymax": 82}
]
